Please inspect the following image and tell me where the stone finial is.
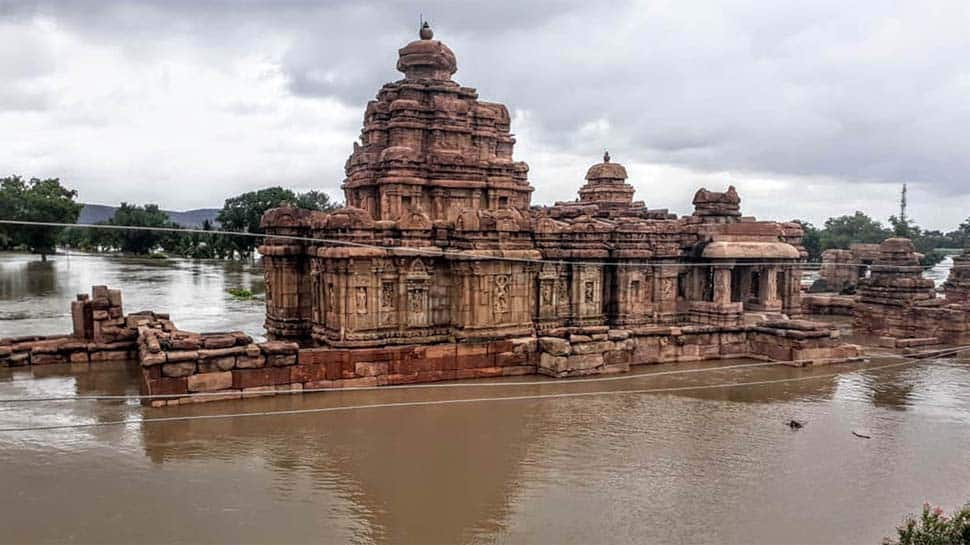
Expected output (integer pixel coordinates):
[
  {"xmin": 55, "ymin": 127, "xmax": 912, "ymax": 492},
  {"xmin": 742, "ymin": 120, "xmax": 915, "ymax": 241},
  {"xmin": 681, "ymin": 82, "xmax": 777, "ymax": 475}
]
[
  {"xmin": 603, "ymin": 150, "xmax": 611, "ymax": 163},
  {"xmin": 397, "ymin": 24, "xmax": 457, "ymax": 80},
  {"xmin": 419, "ymin": 20, "xmax": 433, "ymax": 40}
]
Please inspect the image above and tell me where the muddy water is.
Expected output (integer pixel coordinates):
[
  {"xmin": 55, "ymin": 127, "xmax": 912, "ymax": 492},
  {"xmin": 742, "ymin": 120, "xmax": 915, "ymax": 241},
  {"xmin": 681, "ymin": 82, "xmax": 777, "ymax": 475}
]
[
  {"xmin": 2, "ymin": 253, "xmax": 970, "ymax": 544},
  {"xmin": 0, "ymin": 252, "xmax": 266, "ymax": 339}
]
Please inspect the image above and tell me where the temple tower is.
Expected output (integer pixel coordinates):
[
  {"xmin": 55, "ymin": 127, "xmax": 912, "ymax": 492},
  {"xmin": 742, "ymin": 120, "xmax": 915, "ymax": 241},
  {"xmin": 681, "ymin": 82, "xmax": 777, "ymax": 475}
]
[{"xmin": 342, "ymin": 22, "xmax": 533, "ymax": 223}]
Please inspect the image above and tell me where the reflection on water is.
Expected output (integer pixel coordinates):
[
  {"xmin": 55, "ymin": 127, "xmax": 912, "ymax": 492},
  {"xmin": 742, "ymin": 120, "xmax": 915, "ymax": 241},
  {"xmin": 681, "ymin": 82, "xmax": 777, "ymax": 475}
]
[
  {"xmin": 1, "ymin": 357, "xmax": 970, "ymax": 544},
  {"xmin": 0, "ymin": 252, "xmax": 266, "ymax": 339},
  {"xmin": 2, "ymin": 252, "xmax": 970, "ymax": 544}
]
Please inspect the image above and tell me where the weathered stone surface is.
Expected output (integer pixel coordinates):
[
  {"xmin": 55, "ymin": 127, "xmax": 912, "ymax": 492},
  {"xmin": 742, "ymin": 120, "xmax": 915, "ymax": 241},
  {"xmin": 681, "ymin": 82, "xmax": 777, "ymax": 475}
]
[
  {"xmin": 162, "ymin": 362, "xmax": 196, "ymax": 378},
  {"xmin": 539, "ymin": 337, "xmax": 570, "ymax": 356},
  {"xmin": 235, "ymin": 355, "xmax": 265, "ymax": 369},
  {"xmin": 197, "ymin": 356, "xmax": 236, "ymax": 373},
  {"xmin": 187, "ymin": 371, "xmax": 233, "ymax": 392}
]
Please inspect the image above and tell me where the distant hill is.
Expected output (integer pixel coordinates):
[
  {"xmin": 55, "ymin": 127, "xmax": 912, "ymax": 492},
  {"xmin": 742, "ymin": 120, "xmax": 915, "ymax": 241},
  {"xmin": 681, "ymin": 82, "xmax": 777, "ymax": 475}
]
[{"xmin": 78, "ymin": 204, "xmax": 220, "ymax": 228}]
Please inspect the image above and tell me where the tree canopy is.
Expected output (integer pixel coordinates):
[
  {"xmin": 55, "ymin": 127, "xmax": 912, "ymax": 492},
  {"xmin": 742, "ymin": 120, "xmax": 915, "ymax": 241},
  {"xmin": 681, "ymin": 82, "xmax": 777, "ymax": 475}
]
[
  {"xmin": 0, "ymin": 175, "xmax": 83, "ymax": 260},
  {"xmin": 217, "ymin": 187, "xmax": 340, "ymax": 258}
]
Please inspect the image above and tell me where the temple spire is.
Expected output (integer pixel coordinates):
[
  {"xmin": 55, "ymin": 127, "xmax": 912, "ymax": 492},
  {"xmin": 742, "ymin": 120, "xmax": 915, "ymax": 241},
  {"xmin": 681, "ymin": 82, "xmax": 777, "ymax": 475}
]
[
  {"xmin": 419, "ymin": 20, "xmax": 433, "ymax": 40},
  {"xmin": 603, "ymin": 150, "xmax": 611, "ymax": 163}
]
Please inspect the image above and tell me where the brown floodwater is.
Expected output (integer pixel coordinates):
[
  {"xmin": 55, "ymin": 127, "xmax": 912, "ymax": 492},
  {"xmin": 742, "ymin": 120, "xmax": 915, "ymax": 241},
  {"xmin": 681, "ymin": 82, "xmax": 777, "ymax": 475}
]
[{"xmin": 2, "ymin": 252, "xmax": 970, "ymax": 544}]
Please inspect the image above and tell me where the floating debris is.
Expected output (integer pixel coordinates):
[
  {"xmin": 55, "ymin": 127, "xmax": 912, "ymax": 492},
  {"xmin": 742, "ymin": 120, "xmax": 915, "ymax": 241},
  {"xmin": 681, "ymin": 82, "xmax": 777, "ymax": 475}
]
[{"xmin": 852, "ymin": 430, "xmax": 871, "ymax": 439}]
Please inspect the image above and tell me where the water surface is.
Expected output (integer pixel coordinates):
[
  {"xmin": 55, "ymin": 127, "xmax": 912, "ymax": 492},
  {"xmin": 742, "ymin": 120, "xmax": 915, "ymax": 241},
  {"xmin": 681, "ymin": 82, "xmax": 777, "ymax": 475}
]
[{"xmin": 1, "ymin": 252, "xmax": 969, "ymax": 544}]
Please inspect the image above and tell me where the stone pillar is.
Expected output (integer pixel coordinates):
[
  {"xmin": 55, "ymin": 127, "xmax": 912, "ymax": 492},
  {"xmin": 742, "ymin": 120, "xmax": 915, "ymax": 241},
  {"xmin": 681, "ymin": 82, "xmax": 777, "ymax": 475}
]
[
  {"xmin": 713, "ymin": 267, "xmax": 732, "ymax": 305},
  {"xmin": 760, "ymin": 266, "xmax": 782, "ymax": 311}
]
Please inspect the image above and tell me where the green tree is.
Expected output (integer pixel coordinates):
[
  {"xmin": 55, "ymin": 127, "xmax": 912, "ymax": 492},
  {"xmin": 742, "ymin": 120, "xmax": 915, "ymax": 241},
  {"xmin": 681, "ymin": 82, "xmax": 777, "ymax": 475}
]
[
  {"xmin": 217, "ymin": 187, "xmax": 297, "ymax": 259},
  {"xmin": 106, "ymin": 203, "xmax": 174, "ymax": 255},
  {"xmin": 0, "ymin": 175, "xmax": 83, "ymax": 260},
  {"xmin": 295, "ymin": 190, "xmax": 340, "ymax": 212},
  {"xmin": 819, "ymin": 211, "xmax": 892, "ymax": 252}
]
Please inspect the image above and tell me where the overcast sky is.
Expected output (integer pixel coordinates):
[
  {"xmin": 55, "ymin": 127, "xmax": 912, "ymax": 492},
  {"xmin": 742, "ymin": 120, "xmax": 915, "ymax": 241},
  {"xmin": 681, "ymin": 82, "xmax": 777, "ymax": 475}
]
[{"xmin": 2, "ymin": 0, "xmax": 969, "ymax": 230}]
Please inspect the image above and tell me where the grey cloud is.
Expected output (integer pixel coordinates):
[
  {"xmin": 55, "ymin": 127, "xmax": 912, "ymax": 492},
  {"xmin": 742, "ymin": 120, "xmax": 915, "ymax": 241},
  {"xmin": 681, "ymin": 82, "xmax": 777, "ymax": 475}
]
[{"xmin": 2, "ymin": 0, "xmax": 969, "ymax": 214}]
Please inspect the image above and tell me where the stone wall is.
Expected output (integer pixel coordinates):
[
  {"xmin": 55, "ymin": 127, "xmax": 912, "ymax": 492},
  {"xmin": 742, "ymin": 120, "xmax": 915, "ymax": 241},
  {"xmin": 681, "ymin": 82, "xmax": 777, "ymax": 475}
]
[{"xmin": 138, "ymin": 318, "xmax": 859, "ymax": 406}]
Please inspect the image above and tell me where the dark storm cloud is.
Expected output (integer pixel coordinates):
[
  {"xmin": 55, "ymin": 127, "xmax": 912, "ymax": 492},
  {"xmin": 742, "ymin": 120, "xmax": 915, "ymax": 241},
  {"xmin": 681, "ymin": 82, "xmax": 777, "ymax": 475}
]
[{"xmin": 3, "ymin": 0, "xmax": 970, "ymax": 216}]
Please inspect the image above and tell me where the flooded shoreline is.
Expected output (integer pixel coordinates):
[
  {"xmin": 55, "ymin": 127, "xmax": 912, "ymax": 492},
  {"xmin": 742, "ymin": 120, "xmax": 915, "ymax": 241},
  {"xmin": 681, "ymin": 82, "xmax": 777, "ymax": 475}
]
[{"xmin": 2, "ymin": 252, "xmax": 970, "ymax": 544}]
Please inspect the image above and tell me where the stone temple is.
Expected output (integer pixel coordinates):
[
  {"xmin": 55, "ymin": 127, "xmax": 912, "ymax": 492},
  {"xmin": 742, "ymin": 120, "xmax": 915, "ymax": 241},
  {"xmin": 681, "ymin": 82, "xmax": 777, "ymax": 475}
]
[
  {"xmin": 258, "ymin": 23, "xmax": 859, "ymax": 380},
  {"xmin": 17, "ymin": 24, "xmax": 970, "ymax": 404}
]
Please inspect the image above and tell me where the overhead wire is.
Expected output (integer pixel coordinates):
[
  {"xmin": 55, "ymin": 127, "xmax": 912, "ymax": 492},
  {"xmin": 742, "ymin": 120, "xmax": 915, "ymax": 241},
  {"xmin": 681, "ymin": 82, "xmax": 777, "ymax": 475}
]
[
  {"xmin": 0, "ymin": 219, "xmax": 936, "ymax": 270},
  {"xmin": 0, "ymin": 353, "xmax": 952, "ymax": 434},
  {"xmin": 0, "ymin": 345, "xmax": 966, "ymax": 433}
]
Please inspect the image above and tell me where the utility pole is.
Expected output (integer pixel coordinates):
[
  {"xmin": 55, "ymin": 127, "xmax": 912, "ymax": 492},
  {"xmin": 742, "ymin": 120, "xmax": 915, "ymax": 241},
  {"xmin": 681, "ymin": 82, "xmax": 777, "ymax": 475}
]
[{"xmin": 900, "ymin": 183, "xmax": 908, "ymax": 227}]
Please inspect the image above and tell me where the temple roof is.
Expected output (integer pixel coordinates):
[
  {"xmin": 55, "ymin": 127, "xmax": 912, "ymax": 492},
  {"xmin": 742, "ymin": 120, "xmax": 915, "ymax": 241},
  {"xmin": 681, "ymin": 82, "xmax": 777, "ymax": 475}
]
[
  {"xmin": 585, "ymin": 151, "xmax": 628, "ymax": 182},
  {"xmin": 397, "ymin": 22, "xmax": 458, "ymax": 81}
]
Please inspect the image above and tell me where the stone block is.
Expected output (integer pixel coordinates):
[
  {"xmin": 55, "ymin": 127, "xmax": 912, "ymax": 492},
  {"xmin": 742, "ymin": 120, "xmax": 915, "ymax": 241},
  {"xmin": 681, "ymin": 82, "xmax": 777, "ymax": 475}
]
[
  {"xmin": 187, "ymin": 371, "xmax": 233, "ymax": 392},
  {"xmin": 235, "ymin": 355, "xmax": 265, "ymax": 369},
  {"xmin": 289, "ymin": 364, "xmax": 327, "ymax": 384},
  {"xmin": 456, "ymin": 343, "xmax": 489, "ymax": 357},
  {"xmin": 259, "ymin": 341, "xmax": 299, "ymax": 355},
  {"xmin": 570, "ymin": 341, "xmax": 615, "ymax": 355},
  {"xmin": 140, "ymin": 351, "xmax": 166, "ymax": 366},
  {"xmin": 607, "ymin": 329, "xmax": 630, "ymax": 341},
  {"xmin": 147, "ymin": 376, "xmax": 188, "ymax": 396},
  {"xmin": 107, "ymin": 289, "xmax": 123, "ymax": 307},
  {"xmin": 232, "ymin": 367, "xmax": 291, "ymax": 389},
  {"xmin": 68, "ymin": 352, "xmax": 90, "ymax": 364},
  {"xmin": 604, "ymin": 350, "xmax": 631, "ymax": 365},
  {"xmin": 170, "ymin": 336, "xmax": 202, "ymax": 350},
  {"xmin": 539, "ymin": 352, "xmax": 567, "ymax": 373},
  {"xmin": 198, "ymin": 346, "xmax": 245, "ymax": 358},
  {"xmin": 202, "ymin": 335, "xmax": 237, "ymax": 349},
  {"xmin": 162, "ymin": 361, "xmax": 196, "ymax": 377},
  {"xmin": 297, "ymin": 349, "xmax": 347, "ymax": 365},
  {"xmin": 268, "ymin": 353, "xmax": 298, "ymax": 367},
  {"xmin": 495, "ymin": 351, "xmax": 528, "ymax": 366},
  {"xmin": 569, "ymin": 334, "xmax": 592, "ymax": 343},
  {"xmin": 566, "ymin": 353, "xmax": 604, "ymax": 371},
  {"xmin": 165, "ymin": 350, "xmax": 199, "ymax": 362},
  {"xmin": 539, "ymin": 337, "xmax": 571, "ymax": 356},
  {"xmin": 197, "ymin": 356, "xmax": 236, "ymax": 373},
  {"xmin": 355, "ymin": 361, "xmax": 389, "ymax": 377}
]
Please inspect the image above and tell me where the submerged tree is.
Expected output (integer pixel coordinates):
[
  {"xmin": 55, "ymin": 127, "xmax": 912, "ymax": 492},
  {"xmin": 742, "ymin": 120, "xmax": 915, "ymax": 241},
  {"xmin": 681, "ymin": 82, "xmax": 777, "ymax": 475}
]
[
  {"xmin": 0, "ymin": 175, "xmax": 83, "ymax": 260},
  {"xmin": 105, "ymin": 203, "xmax": 174, "ymax": 255}
]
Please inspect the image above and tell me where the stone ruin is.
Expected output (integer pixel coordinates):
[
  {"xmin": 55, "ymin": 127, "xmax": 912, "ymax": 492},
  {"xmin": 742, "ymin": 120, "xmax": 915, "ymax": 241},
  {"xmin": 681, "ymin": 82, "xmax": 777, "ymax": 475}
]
[
  {"xmin": 802, "ymin": 243, "xmax": 881, "ymax": 315},
  {"xmin": 853, "ymin": 238, "xmax": 970, "ymax": 347},
  {"xmin": 944, "ymin": 245, "xmax": 970, "ymax": 303},
  {"xmin": 0, "ymin": 286, "xmax": 167, "ymax": 367}
]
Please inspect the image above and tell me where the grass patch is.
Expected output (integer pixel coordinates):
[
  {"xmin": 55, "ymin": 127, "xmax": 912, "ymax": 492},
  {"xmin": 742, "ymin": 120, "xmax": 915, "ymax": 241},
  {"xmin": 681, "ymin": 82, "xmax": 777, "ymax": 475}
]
[{"xmin": 226, "ymin": 287, "xmax": 254, "ymax": 299}]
